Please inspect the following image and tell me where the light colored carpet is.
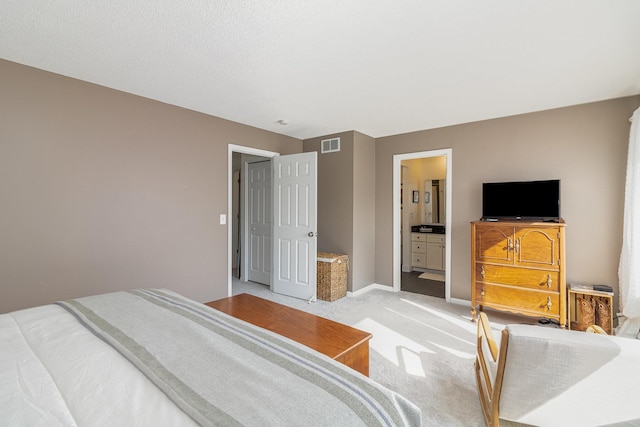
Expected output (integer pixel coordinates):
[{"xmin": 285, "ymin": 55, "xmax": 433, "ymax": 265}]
[
  {"xmin": 232, "ymin": 279, "xmax": 532, "ymax": 426},
  {"xmin": 418, "ymin": 271, "xmax": 445, "ymax": 282}
]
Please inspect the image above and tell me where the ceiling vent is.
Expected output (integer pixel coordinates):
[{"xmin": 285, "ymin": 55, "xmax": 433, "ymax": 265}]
[{"xmin": 321, "ymin": 137, "xmax": 340, "ymax": 153}]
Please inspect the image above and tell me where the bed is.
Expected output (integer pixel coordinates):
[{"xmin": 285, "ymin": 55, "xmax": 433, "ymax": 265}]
[{"xmin": 1, "ymin": 288, "xmax": 421, "ymax": 426}]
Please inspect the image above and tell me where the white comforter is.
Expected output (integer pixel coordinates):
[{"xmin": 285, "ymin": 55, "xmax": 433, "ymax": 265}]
[
  {"xmin": 0, "ymin": 303, "xmax": 198, "ymax": 426},
  {"xmin": 2, "ymin": 290, "xmax": 421, "ymax": 426}
]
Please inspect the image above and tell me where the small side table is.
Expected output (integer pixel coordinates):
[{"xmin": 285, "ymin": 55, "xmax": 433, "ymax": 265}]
[{"xmin": 568, "ymin": 284, "xmax": 614, "ymax": 334}]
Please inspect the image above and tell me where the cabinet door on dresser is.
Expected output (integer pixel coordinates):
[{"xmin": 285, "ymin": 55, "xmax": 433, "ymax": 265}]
[
  {"xmin": 475, "ymin": 224, "xmax": 562, "ymax": 270},
  {"xmin": 475, "ymin": 224, "xmax": 515, "ymax": 265},
  {"xmin": 514, "ymin": 226, "xmax": 561, "ymax": 270}
]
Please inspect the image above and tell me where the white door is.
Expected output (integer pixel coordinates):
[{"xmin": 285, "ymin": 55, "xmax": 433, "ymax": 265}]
[
  {"xmin": 272, "ymin": 152, "xmax": 318, "ymax": 300},
  {"xmin": 246, "ymin": 160, "xmax": 271, "ymax": 285}
]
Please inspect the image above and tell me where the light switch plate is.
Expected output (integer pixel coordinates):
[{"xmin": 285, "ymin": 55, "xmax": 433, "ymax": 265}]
[{"xmin": 219, "ymin": 214, "xmax": 226, "ymax": 225}]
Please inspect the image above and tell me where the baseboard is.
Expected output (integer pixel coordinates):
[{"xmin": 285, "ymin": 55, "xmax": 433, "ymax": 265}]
[
  {"xmin": 348, "ymin": 283, "xmax": 394, "ymax": 297},
  {"xmin": 348, "ymin": 284, "xmax": 472, "ymax": 308},
  {"xmin": 450, "ymin": 297, "xmax": 470, "ymax": 306}
]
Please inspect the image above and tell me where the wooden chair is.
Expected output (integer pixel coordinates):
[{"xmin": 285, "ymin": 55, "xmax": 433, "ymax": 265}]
[
  {"xmin": 475, "ymin": 314, "xmax": 640, "ymax": 426},
  {"xmin": 474, "ymin": 312, "xmax": 508, "ymax": 427},
  {"xmin": 475, "ymin": 315, "xmax": 606, "ymax": 427}
]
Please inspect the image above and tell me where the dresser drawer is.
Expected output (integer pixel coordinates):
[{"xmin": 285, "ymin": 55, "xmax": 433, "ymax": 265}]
[
  {"xmin": 411, "ymin": 241, "xmax": 426, "ymax": 254},
  {"xmin": 475, "ymin": 284, "xmax": 561, "ymax": 317},
  {"xmin": 412, "ymin": 254, "xmax": 427, "ymax": 268},
  {"xmin": 475, "ymin": 264, "xmax": 560, "ymax": 292}
]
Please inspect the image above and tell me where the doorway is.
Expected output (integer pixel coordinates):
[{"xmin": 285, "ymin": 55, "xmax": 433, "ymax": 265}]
[
  {"xmin": 228, "ymin": 145, "xmax": 278, "ymax": 296},
  {"xmin": 393, "ymin": 149, "xmax": 452, "ymax": 301},
  {"xmin": 227, "ymin": 145, "xmax": 319, "ymax": 301}
]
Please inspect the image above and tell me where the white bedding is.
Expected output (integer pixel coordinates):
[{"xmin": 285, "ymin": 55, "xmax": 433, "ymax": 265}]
[
  {"xmin": 1, "ymin": 290, "xmax": 421, "ymax": 426},
  {"xmin": 0, "ymin": 304, "xmax": 198, "ymax": 426}
]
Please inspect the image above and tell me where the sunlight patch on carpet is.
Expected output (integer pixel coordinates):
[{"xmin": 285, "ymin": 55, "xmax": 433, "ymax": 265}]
[
  {"xmin": 400, "ymin": 298, "xmax": 477, "ymax": 334},
  {"xmin": 354, "ymin": 318, "xmax": 430, "ymax": 377},
  {"xmin": 429, "ymin": 342, "xmax": 474, "ymax": 359},
  {"xmin": 386, "ymin": 305, "xmax": 474, "ymax": 348}
]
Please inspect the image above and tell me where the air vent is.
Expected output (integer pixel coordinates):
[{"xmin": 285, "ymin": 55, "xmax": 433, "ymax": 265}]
[{"xmin": 321, "ymin": 137, "xmax": 340, "ymax": 153}]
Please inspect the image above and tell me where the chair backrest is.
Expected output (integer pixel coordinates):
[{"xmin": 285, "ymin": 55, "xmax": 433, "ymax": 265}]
[{"xmin": 474, "ymin": 312, "xmax": 509, "ymax": 427}]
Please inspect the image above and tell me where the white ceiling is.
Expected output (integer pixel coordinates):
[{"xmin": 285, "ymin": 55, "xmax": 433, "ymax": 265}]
[{"xmin": 2, "ymin": 1, "xmax": 639, "ymax": 139}]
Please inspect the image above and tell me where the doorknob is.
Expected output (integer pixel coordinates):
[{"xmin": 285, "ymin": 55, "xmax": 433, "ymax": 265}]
[{"xmin": 308, "ymin": 232, "xmax": 317, "ymax": 237}]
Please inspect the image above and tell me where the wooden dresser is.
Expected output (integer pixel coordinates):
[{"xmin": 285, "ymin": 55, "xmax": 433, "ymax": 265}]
[{"xmin": 471, "ymin": 220, "xmax": 566, "ymax": 327}]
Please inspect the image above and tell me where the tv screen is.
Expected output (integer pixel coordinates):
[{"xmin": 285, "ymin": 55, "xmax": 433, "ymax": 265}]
[{"xmin": 482, "ymin": 179, "xmax": 561, "ymax": 220}]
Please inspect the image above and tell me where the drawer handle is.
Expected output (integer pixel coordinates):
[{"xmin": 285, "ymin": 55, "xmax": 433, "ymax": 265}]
[
  {"xmin": 546, "ymin": 297, "xmax": 552, "ymax": 311},
  {"xmin": 507, "ymin": 238, "xmax": 514, "ymax": 252},
  {"xmin": 547, "ymin": 274, "xmax": 552, "ymax": 288},
  {"xmin": 480, "ymin": 265, "xmax": 485, "ymax": 279},
  {"xmin": 481, "ymin": 288, "xmax": 485, "ymax": 297},
  {"xmin": 515, "ymin": 237, "xmax": 520, "ymax": 253}
]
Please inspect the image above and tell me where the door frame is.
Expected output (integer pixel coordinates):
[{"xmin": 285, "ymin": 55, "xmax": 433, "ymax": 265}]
[
  {"xmin": 227, "ymin": 144, "xmax": 279, "ymax": 296},
  {"xmin": 392, "ymin": 148, "xmax": 452, "ymax": 301}
]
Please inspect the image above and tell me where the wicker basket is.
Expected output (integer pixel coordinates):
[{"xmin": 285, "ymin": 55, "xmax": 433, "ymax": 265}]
[{"xmin": 317, "ymin": 252, "xmax": 348, "ymax": 302}]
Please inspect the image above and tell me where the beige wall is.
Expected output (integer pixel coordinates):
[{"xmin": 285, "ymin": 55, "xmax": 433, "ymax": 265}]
[
  {"xmin": 352, "ymin": 132, "xmax": 376, "ymax": 291},
  {"xmin": 303, "ymin": 131, "xmax": 376, "ymax": 292},
  {"xmin": 0, "ymin": 59, "xmax": 301, "ymax": 313},
  {"xmin": 3, "ymin": 58, "xmax": 639, "ymax": 314},
  {"xmin": 304, "ymin": 132, "xmax": 354, "ymax": 289},
  {"xmin": 376, "ymin": 96, "xmax": 640, "ymax": 311}
]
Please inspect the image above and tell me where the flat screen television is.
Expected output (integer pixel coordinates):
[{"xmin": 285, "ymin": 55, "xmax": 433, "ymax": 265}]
[{"xmin": 482, "ymin": 179, "xmax": 561, "ymax": 221}]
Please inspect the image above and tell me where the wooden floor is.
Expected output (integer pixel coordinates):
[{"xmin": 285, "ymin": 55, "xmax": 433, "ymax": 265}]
[{"xmin": 205, "ymin": 293, "xmax": 373, "ymax": 376}]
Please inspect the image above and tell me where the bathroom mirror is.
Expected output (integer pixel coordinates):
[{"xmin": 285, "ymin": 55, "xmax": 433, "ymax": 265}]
[{"xmin": 424, "ymin": 179, "xmax": 445, "ymax": 224}]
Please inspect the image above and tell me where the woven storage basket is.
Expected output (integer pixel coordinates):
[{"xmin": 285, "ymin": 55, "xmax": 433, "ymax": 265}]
[{"xmin": 317, "ymin": 252, "xmax": 348, "ymax": 302}]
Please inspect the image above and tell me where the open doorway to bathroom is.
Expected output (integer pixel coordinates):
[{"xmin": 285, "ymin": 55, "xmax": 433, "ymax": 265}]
[{"xmin": 393, "ymin": 149, "xmax": 452, "ymax": 301}]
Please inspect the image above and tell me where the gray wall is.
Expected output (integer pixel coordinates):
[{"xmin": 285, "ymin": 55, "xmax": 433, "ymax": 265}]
[
  {"xmin": 0, "ymin": 59, "xmax": 301, "ymax": 313},
  {"xmin": 375, "ymin": 96, "xmax": 640, "ymax": 313}
]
